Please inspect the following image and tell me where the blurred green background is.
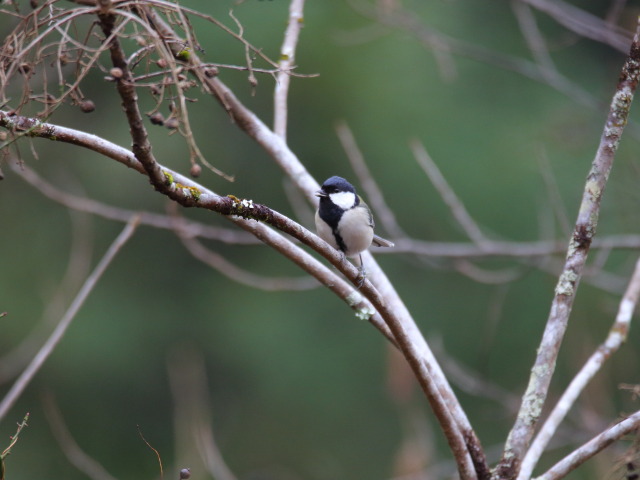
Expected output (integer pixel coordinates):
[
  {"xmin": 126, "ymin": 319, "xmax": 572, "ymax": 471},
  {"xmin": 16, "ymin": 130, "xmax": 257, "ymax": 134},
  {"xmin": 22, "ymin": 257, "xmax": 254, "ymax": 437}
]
[{"xmin": 2, "ymin": 1, "xmax": 640, "ymax": 479}]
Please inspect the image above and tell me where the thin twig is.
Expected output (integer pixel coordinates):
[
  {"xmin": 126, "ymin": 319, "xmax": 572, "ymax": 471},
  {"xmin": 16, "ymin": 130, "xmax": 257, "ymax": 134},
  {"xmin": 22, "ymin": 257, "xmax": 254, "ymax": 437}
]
[
  {"xmin": 496, "ymin": 20, "xmax": 640, "ymax": 479},
  {"xmin": 535, "ymin": 409, "xmax": 640, "ymax": 480},
  {"xmin": 335, "ymin": 121, "xmax": 405, "ymax": 238},
  {"xmin": 167, "ymin": 347, "xmax": 238, "ymax": 480},
  {"xmin": 517, "ymin": 256, "xmax": 640, "ymax": 480},
  {"xmin": 0, "ymin": 216, "xmax": 139, "ymax": 421},
  {"xmin": 137, "ymin": 425, "xmax": 163, "ymax": 479},
  {"xmin": 410, "ymin": 139, "xmax": 488, "ymax": 246},
  {"xmin": 172, "ymin": 206, "xmax": 320, "ymax": 291},
  {"xmin": 520, "ymin": 0, "xmax": 632, "ymax": 53},
  {"xmin": 42, "ymin": 393, "xmax": 119, "ymax": 480},
  {"xmin": 0, "ymin": 206, "xmax": 93, "ymax": 385},
  {"xmin": 273, "ymin": 0, "xmax": 305, "ymax": 139},
  {"xmin": 14, "ymin": 159, "xmax": 640, "ymax": 265},
  {"xmin": 512, "ymin": 1, "xmax": 557, "ymax": 79},
  {"xmin": 535, "ymin": 147, "xmax": 571, "ymax": 237},
  {"xmin": 10, "ymin": 162, "xmax": 259, "ymax": 245},
  {"xmin": 357, "ymin": 1, "xmax": 600, "ymax": 109}
]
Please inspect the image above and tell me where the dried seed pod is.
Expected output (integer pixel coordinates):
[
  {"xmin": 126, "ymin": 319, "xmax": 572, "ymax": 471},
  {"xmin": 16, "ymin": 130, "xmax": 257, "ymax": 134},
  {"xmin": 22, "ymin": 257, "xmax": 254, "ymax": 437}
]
[
  {"xmin": 79, "ymin": 100, "xmax": 96, "ymax": 113},
  {"xmin": 148, "ymin": 112, "xmax": 165, "ymax": 125},
  {"xmin": 164, "ymin": 117, "xmax": 179, "ymax": 130}
]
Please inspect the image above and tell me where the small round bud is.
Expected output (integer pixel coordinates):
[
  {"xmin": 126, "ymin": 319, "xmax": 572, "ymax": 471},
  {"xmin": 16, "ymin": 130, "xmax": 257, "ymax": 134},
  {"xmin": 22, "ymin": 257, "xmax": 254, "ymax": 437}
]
[
  {"xmin": 156, "ymin": 58, "xmax": 168, "ymax": 69},
  {"xmin": 164, "ymin": 117, "xmax": 179, "ymax": 130},
  {"xmin": 79, "ymin": 100, "xmax": 96, "ymax": 113},
  {"xmin": 148, "ymin": 112, "xmax": 165, "ymax": 125},
  {"xmin": 179, "ymin": 468, "xmax": 191, "ymax": 479},
  {"xmin": 109, "ymin": 67, "xmax": 123, "ymax": 79},
  {"xmin": 190, "ymin": 164, "xmax": 202, "ymax": 177}
]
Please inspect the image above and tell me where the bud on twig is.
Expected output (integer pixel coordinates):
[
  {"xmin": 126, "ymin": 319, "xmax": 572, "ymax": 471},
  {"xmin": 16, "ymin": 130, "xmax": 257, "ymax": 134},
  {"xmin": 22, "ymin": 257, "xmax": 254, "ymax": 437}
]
[{"xmin": 190, "ymin": 164, "xmax": 202, "ymax": 177}]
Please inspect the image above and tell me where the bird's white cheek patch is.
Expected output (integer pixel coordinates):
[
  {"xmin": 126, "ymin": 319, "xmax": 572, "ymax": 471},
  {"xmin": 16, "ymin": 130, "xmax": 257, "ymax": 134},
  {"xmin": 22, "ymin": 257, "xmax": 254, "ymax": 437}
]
[{"xmin": 329, "ymin": 191, "xmax": 356, "ymax": 209}]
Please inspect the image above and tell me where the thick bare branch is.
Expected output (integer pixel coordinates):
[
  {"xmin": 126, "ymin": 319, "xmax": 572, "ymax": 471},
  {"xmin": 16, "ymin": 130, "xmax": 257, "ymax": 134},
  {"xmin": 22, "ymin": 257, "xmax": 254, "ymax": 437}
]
[
  {"xmin": 518, "ymin": 256, "xmax": 640, "ymax": 480},
  {"xmin": 496, "ymin": 20, "xmax": 640, "ymax": 480},
  {"xmin": 96, "ymin": 0, "xmax": 165, "ymax": 187},
  {"xmin": 124, "ymin": 10, "xmax": 487, "ymax": 477},
  {"xmin": 0, "ymin": 109, "xmax": 480, "ymax": 480},
  {"xmin": 0, "ymin": 111, "xmax": 394, "ymax": 343}
]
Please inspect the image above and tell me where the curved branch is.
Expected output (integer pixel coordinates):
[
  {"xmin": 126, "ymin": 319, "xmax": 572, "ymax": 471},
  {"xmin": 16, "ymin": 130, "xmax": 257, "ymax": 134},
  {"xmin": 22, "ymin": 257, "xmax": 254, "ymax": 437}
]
[
  {"xmin": 0, "ymin": 110, "xmax": 393, "ymax": 346},
  {"xmin": 125, "ymin": 9, "xmax": 489, "ymax": 476},
  {"xmin": 1, "ymin": 109, "xmax": 478, "ymax": 479}
]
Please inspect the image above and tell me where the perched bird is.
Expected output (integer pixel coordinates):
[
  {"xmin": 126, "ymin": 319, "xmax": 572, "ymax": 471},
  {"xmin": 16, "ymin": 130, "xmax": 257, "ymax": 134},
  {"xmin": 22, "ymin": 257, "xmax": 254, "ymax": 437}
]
[{"xmin": 315, "ymin": 176, "xmax": 394, "ymax": 282}]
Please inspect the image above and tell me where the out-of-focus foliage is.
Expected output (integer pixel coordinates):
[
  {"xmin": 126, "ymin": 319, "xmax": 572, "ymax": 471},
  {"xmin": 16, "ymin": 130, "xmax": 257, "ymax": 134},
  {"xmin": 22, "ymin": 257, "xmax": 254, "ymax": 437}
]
[{"xmin": 1, "ymin": 1, "xmax": 640, "ymax": 479}]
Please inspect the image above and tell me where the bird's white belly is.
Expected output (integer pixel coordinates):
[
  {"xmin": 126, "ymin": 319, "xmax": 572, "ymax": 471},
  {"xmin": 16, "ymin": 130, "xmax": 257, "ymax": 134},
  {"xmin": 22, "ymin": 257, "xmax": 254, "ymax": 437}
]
[{"xmin": 340, "ymin": 222, "xmax": 373, "ymax": 257}]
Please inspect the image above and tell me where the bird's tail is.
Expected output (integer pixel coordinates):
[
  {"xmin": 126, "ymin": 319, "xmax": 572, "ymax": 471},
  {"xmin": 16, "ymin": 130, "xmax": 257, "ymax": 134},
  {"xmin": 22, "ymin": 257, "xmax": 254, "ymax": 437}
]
[{"xmin": 372, "ymin": 234, "xmax": 395, "ymax": 248}]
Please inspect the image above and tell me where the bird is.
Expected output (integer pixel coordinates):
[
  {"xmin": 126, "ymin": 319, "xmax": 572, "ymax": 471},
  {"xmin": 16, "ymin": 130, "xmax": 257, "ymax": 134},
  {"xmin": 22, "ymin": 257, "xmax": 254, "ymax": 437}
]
[{"xmin": 315, "ymin": 175, "xmax": 394, "ymax": 283}]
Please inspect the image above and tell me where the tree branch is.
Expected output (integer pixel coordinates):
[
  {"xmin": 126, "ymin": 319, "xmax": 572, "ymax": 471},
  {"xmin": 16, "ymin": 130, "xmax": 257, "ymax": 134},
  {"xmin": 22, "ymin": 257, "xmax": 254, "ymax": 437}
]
[
  {"xmin": 518, "ymin": 256, "xmax": 640, "ymax": 480},
  {"xmin": 0, "ymin": 111, "xmax": 395, "ymax": 346},
  {"xmin": 0, "ymin": 216, "xmax": 139, "ymax": 422},
  {"xmin": 496, "ymin": 19, "xmax": 640, "ymax": 479},
  {"xmin": 1, "ymin": 109, "xmax": 479, "ymax": 480},
  {"xmin": 122, "ymin": 8, "xmax": 487, "ymax": 477},
  {"xmin": 273, "ymin": 0, "xmax": 305, "ymax": 139},
  {"xmin": 534, "ymin": 409, "xmax": 640, "ymax": 480}
]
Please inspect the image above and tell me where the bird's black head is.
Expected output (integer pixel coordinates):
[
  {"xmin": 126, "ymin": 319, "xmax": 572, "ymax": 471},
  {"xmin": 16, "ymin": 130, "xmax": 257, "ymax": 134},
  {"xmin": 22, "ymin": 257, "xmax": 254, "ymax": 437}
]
[{"xmin": 317, "ymin": 176, "xmax": 356, "ymax": 197}]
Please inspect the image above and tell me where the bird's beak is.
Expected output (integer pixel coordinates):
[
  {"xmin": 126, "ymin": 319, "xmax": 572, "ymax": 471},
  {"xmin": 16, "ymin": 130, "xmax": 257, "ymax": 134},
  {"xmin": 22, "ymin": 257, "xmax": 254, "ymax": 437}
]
[{"xmin": 316, "ymin": 190, "xmax": 327, "ymax": 198}]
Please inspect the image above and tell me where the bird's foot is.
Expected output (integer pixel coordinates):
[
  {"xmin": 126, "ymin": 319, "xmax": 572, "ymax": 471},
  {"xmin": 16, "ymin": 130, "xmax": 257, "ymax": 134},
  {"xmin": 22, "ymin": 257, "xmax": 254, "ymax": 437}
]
[{"xmin": 356, "ymin": 263, "xmax": 367, "ymax": 289}]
